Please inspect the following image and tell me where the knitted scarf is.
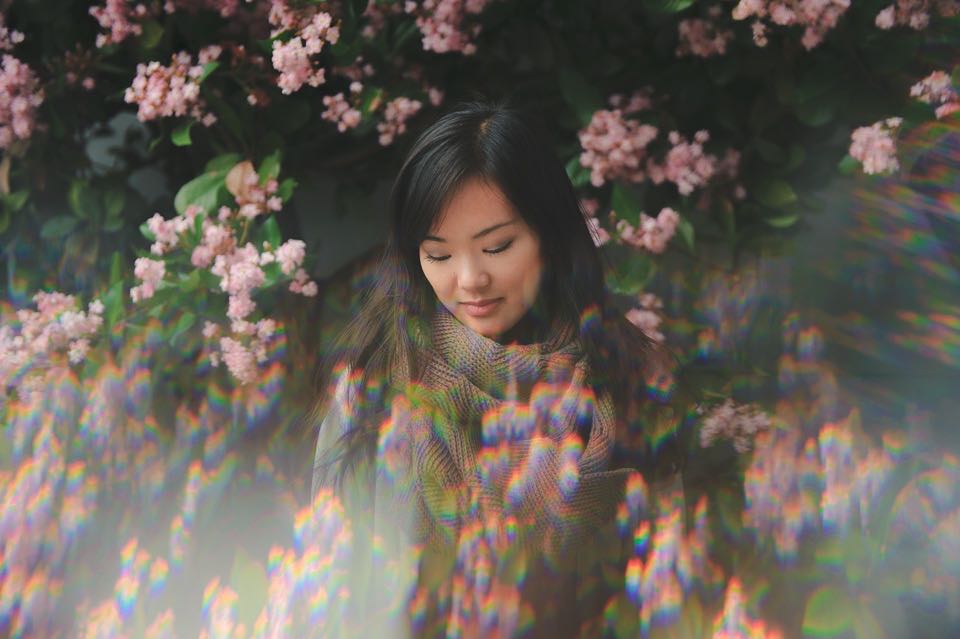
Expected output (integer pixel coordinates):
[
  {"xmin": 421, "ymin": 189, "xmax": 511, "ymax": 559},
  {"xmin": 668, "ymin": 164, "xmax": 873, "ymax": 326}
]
[{"xmin": 377, "ymin": 304, "xmax": 634, "ymax": 561}]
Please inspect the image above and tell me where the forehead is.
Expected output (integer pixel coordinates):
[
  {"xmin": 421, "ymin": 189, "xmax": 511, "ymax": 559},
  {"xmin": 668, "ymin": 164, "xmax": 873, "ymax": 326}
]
[{"xmin": 431, "ymin": 178, "xmax": 517, "ymax": 235}]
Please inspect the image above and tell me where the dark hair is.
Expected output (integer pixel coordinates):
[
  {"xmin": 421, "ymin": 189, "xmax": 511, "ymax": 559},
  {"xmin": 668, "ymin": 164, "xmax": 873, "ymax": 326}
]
[{"xmin": 312, "ymin": 98, "xmax": 672, "ymax": 490}]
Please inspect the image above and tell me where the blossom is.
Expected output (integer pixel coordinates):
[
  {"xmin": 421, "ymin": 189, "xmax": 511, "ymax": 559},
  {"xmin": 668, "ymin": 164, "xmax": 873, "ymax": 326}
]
[
  {"xmin": 874, "ymin": 0, "xmax": 959, "ymax": 30},
  {"xmin": 124, "ymin": 52, "xmax": 216, "ymax": 125},
  {"xmin": 676, "ymin": 16, "xmax": 733, "ymax": 58},
  {"xmin": 376, "ymin": 96, "xmax": 422, "ymax": 146},
  {"xmin": 130, "ymin": 258, "xmax": 165, "ymax": 302},
  {"xmin": 321, "ymin": 92, "xmax": 362, "ymax": 132},
  {"xmin": 578, "ymin": 109, "xmax": 658, "ymax": 187},
  {"xmin": 163, "ymin": 0, "xmax": 239, "ymax": 18},
  {"xmin": 650, "ymin": 130, "xmax": 717, "ymax": 196},
  {"xmin": 910, "ymin": 70, "xmax": 960, "ymax": 119},
  {"xmin": 849, "ymin": 117, "xmax": 902, "ymax": 175},
  {"xmin": 405, "ymin": 0, "xmax": 493, "ymax": 55},
  {"xmin": 585, "ymin": 217, "xmax": 610, "ymax": 247},
  {"xmin": 225, "ymin": 161, "xmax": 281, "ymax": 220},
  {"xmin": 218, "ymin": 336, "xmax": 257, "ymax": 384},
  {"xmin": 90, "ymin": 0, "xmax": 149, "ymax": 48},
  {"xmin": 269, "ymin": 6, "xmax": 340, "ymax": 94},
  {"xmin": 275, "ymin": 239, "xmax": 305, "ymax": 276},
  {"xmin": 0, "ymin": 13, "xmax": 25, "ymax": 51},
  {"xmin": 699, "ymin": 398, "xmax": 772, "ymax": 453},
  {"xmin": 625, "ymin": 298, "xmax": 665, "ymax": 343},
  {"xmin": 0, "ymin": 54, "xmax": 44, "ymax": 149},
  {"xmin": 614, "ymin": 207, "xmax": 682, "ymax": 254},
  {"xmin": 731, "ymin": 0, "xmax": 851, "ymax": 49}
]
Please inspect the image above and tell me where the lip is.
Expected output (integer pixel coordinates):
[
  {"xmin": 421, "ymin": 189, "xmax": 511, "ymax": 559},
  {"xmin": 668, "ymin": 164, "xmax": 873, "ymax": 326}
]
[{"xmin": 460, "ymin": 298, "xmax": 502, "ymax": 317}]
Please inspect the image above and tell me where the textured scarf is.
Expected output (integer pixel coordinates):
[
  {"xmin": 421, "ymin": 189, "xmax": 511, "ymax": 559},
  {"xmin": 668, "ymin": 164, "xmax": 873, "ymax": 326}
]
[{"xmin": 378, "ymin": 305, "xmax": 634, "ymax": 561}]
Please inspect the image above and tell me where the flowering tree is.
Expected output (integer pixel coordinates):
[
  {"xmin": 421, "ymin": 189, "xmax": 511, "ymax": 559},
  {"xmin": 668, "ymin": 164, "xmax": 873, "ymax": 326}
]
[{"xmin": 0, "ymin": 0, "xmax": 958, "ymax": 636}]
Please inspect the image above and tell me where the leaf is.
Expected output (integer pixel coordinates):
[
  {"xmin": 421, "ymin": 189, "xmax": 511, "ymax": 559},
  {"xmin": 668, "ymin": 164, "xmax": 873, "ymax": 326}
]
[
  {"xmin": 103, "ymin": 188, "xmax": 126, "ymax": 220},
  {"xmin": 276, "ymin": 177, "xmax": 297, "ymax": 202},
  {"xmin": 754, "ymin": 179, "xmax": 797, "ymax": 208},
  {"xmin": 139, "ymin": 220, "xmax": 155, "ymax": 241},
  {"xmin": 565, "ymin": 156, "xmax": 590, "ymax": 188},
  {"xmin": 611, "ymin": 183, "xmax": 643, "ymax": 226},
  {"xmin": 259, "ymin": 216, "xmax": 282, "ymax": 249},
  {"xmin": 837, "ymin": 154, "xmax": 859, "ymax": 175},
  {"xmin": 174, "ymin": 171, "xmax": 227, "ymax": 216},
  {"xmin": 199, "ymin": 61, "xmax": 220, "ymax": 83},
  {"xmin": 764, "ymin": 213, "xmax": 798, "ymax": 228},
  {"xmin": 643, "ymin": 0, "xmax": 695, "ymax": 13},
  {"xmin": 558, "ymin": 68, "xmax": 604, "ymax": 126},
  {"xmin": 0, "ymin": 209, "xmax": 9, "ymax": 234},
  {"xmin": 258, "ymin": 149, "xmax": 282, "ymax": 185},
  {"xmin": 755, "ymin": 139, "xmax": 785, "ymax": 165},
  {"xmin": 795, "ymin": 100, "xmax": 835, "ymax": 127},
  {"xmin": 68, "ymin": 180, "xmax": 100, "ymax": 220},
  {"xmin": 205, "ymin": 153, "xmax": 243, "ymax": 173},
  {"xmin": 802, "ymin": 586, "xmax": 854, "ymax": 637},
  {"xmin": 168, "ymin": 311, "xmax": 196, "ymax": 344},
  {"xmin": 40, "ymin": 215, "xmax": 79, "ymax": 239},
  {"xmin": 139, "ymin": 19, "xmax": 164, "ymax": 50},
  {"xmin": 4, "ymin": 190, "xmax": 28, "ymax": 212},
  {"xmin": 109, "ymin": 251, "xmax": 123, "ymax": 286},
  {"xmin": 171, "ymin": 121, "xmax": 194, "ymax": 147},
  {"xmin": 607, "ymin": 252, "xmax": 653, "ymax": 295},
  {"xmin": 677, "ymin": 216, "xmax": 695, "ymax": 251}
]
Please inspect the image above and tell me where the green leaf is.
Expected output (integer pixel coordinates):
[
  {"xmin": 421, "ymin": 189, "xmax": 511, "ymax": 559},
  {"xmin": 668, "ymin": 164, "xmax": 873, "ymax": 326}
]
[
  {"xmin": 606, "ymin": 252, "xmax": 653, "ymax": 295},
  {"xmin": 109, "ymin": 251, "xmax": 123, "ymax": 286},
  {"xmin": 0, "ymin": 209, "xmax": 9, "ymax": 234},
  {"xmin": 103, "ymin": 188, "xmax": 125, "ymax": 220},
  {"xmin": 139, "ymin": 220, "xmax": 155, "ymax": 241},
  {"xmin": 558, "ymin": 68, "xmax": 603, "ymax": 126},
  {"xmin": 802, "ymin": 586, "xmax": 854, "ymax": 637},
  {"xmin": 754, "ymin": 179, "xmax": 797, "ymax": 208},
  {"xmin": 103, "ymin": 280, "xmax": 125, "ymax": 329},
  {"xmin": 677, "ymin": 216, "xmax": 695, "ymax": 251},
  {"xmin": 168, "ymin": 311, "xmax": 196, "ymax": 344},
  {"xmin": 139, "ymin": 20, "xmax": 164, "ymax": 50},
  {"xmin": 258, "ymin": 149, "xmax": 282, "ymax": 185},
  {"xmin": 765, "ymin": 213, "xmax": 799, "ymax": 228},
  {"xmin": 837, "ymin": 154, "xmax": 859, "ymax": 175},
  {"xmin": 178, "ymin": 271, "xmax": 201, "ymax": 293},
  {"xmin": 174, "ymin": 171, "xmax": 227, "ymax": 216},
  {"xmin": 40, "ymin": 215, "xmax": 79, "ymax": 239},
  {"xmin": 68, "ymin": 180, "xmax": 100, "ymax": 220},
  {"xmin": 755, "ymin": 139, "xmax": 785, "ymax": 165},
  {"xmin": 259, "ymin": 216, "xmax": 282, "ymax": 249},
  {"xmin": 172, "ymin": 121, "xmax": 194, "ymax": 147},
  {"xmin": 205, "ymin": 153, "xmax": 243, "ymax": 173},
  {"xmin": 565, "ymin": 156, "xmax": 590, "ymax": 188},
  {"xmin": 795, "ymin": 100, "xmax": 835, "ymax": 127},
  {"xmin": 611, "ymin": 183, "xmax": 643, "ymax": 226},
  {"xmin": 199, "ymin": 61, "xmax": 220, "ymax": 84},
  {"xmin": 643, "ymin": 0, "xmax": 695, "ymax": 12},
  {"xmin": 276, "ymin": 177, "xmax": 297, "ymax": 202},
  {"xmin": 4, "ymin": 190, "xmax": 28, "ymax": 212}
]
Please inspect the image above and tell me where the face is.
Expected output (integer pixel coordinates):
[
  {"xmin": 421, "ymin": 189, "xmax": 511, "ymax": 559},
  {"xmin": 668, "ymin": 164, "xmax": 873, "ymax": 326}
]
[{"xmin": 419, "ymin": 178, "xmax": 544, "ymax": 341}]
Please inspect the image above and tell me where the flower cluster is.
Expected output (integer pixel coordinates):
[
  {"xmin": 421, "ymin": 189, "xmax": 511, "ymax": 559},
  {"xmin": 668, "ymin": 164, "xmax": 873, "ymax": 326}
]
[
  {"xmin": 321, "ymin": 86, "xmax": 363, "ymax": 132},
  {"xmin": 90, "ymin": 0, "xmax": 149, "ymax": 48},
  {"xmin": 377, "ymin": 96, "xmax": 422, "ymax": 145},
  {"xmin": 130, "ymin": 162, "xmax": 315, "ymax": 383},
  {"xmin": 0, "ymin": 54, "xmax": 44, "ymax": 150},
  {"xmin": 615, "ymin": 207, "xmax": 682, "ymax": 255},
  {"xmin": 699, "ymin": 398, "xmax": 772, "ymax": 453},
  {"xmin": 910, "ymin": 70, "xmax": 960, "ymax": 119},
  {"xmin": 731, "ymin": 0, "xmax": 851, "ymax": 50},
  {"xmin": 849, "ymin": 117, "xmax": 902, "ymax": 175},
  {"xmin": 676, "ymin": 9, "xmax": 733, "ymax": 58},
  {"xmin": 625, "ymin": 293, "xmax": 666, "ymax": 343},
  {"xmin": 607, "ymin": 89, "xmax": 653, "ymax": 115},
  {"xmin": 225, "ymin": 160, "xmax": 282, "ymax": 220},
  {"xmin": 0, "ymin": 13, "xmax": 24, "ymax": 51},
  {"xmin": 404, "ymin": 0, "xmax": 493, "ymax": 55},
  {"xmin": 124, "ymin": 51, "xmax": 217, "ymax": 126},
  {"xmin": 268, "ymin": 2, "xmax": 340, "ymax": 94},
  {"xmin": 0, "ymin": 292, "xmax": 104, "ymax": 393},
  {"xmin": 578, "ymin": 109, "xmax": 659, "ymax": 187},
  {"xmin": 362, "ymin": 1, "xmax": 406, "ymax": 39},
  {"xmin": 875, "ymin": 0, "xmax": 959, "ymax": 30},
  {"xmin": 648, "ymin": 130, "xmax": 719, "ymax": 196}
]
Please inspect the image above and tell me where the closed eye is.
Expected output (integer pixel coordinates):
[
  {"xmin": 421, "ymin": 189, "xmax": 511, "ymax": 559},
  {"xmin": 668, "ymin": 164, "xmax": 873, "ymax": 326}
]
[{"xmin": 423, "ymin": 240, "xmax": 514, "ymax": 263}]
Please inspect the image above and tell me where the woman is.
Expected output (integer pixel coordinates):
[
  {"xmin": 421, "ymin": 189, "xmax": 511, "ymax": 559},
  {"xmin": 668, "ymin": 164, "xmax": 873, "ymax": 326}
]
[{"xmin": 309, "ymin": 99, "xmax": 681, "ymax": 638}]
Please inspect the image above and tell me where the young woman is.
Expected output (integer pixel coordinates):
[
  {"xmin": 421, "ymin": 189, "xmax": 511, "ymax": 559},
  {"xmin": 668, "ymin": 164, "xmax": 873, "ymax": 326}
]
[{"xmin": 309, "ymin": 99, "xmax": 680, "ymax": 638}]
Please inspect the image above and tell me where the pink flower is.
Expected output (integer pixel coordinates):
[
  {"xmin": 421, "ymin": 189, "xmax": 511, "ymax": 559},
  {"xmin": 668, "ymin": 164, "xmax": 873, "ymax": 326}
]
[
  {"xmin": 275, "ymin": 239, "xmax": 305, "ymax": 276},
  {"xmin": 219, "ymin": 336, "xmax": 257, "ymax": 384},
  {"xmin": 625, "ymin": 307, "xmax": 665, "ymax": 343},
  {"xmin": 269, "ymin": 5, "xmax": 339, "ymax": 94},
  {"xmin": 910, "ymin": 70, "xmax": 960, "ymax": 119},
  {"xmin": 578, "ymin": 108, "xmax": 658, "ymax": 187},
  {"xmin": 0, "ymin": 13, "xmax": 25, "ymax": 51},
  {"xmin": 124, "ymin": 51, "xmax": 214, "ymax": 124},
  {"xmin": 377, "ymin": 97, "xmax": 422, "ymax": 145},
  {"xmin": 654, "ymin": 130, "xmax": 717, "ymax": 196},
  {"xmin": 406, "ymin": 0, "xmax": 493, "ymax": 55},
  {"xmin": 586, "ymin": 216, "xmax": 610, "ymax": 247},
  {"xmin": 875, "ymin": 0, "xmax": 958, "ymax": 30},
  {"xmin": 730, "ymin": 0, "xmax": 851, "ymax": 49},
  {"xmin": 676, "ymin": 18, "xmax": 733, "ymax": 58},
  {"xmin": 849, "ymin": 117, "xmax": 902, "ymax": 175},
  {"xmin": 90, "ymin": 0, "xmax": 149, "ymax": 48},
  {"xmin": 700, "ymin": 399, "xmax": 772, "ymax": 453},
  {"xmin": 130, "ymin": 257, "xmax": 165, "ymax": 302},
  {"xmin": 321, "ymin": 92, "xmax": 362, "ymax": 132},
  {"xmin": 0, "ymin": 55, "xmax": 43, "ymax": 149}
]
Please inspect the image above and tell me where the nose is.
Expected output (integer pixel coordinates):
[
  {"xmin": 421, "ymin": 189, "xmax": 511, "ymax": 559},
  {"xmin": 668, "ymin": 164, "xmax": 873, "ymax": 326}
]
[{"xmin": 457, "ymin": 255, "xmax": 491, "ymax": 291}]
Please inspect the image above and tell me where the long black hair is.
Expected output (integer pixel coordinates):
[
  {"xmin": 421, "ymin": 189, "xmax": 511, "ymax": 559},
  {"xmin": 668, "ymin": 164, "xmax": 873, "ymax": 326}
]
[{"xmin": 311, "ymin": 98, "xmax": 673, "ymax": 490}]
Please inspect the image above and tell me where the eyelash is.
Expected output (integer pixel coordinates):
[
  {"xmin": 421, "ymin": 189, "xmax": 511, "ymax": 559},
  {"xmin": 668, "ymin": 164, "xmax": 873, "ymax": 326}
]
[{"xmin": 424, "ymin": 240, "xmax": 513, "ymax": 263}]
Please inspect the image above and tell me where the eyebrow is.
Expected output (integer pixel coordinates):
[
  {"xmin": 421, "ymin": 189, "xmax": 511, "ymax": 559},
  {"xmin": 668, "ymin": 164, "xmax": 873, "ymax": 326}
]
[{"xmin": 423, "ymin": 220, "xmax": 516, "ymax": 243}]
